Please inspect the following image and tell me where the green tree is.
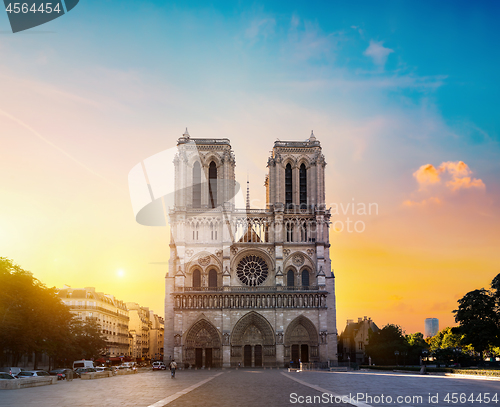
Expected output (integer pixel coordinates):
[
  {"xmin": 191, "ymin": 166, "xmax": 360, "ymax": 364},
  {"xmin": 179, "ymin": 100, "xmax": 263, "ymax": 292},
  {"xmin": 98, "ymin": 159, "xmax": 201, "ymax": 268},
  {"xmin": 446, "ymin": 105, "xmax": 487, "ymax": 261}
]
[
  {"xmin": 0, "ymin": 257, "xmax": 107, "ymax": 369},
  {"xmin": 365, "ymin": 324, "xmax": 408, "ymax": 365},
  {"xmin": 453, "ymin": 288, "xmax": 500, "ymax": 361},
  {"xmin": 405, "ymin": 332, "xmax": 428, "ymax": 364}
]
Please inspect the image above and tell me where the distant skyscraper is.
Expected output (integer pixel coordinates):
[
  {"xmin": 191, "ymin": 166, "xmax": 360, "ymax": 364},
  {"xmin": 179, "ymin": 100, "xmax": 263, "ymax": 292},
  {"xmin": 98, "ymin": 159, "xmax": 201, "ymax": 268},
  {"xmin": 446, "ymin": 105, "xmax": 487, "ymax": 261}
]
[{"xmin": 425, "ymin": 318, "xmax": 439, "ymax": 337}]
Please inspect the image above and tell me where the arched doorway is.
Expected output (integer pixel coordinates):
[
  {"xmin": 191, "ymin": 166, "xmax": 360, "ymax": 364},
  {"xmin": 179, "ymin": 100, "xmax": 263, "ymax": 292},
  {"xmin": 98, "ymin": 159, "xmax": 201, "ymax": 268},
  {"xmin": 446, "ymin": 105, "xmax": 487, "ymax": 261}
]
[
  {"xmin": 284, "ymin": 315, "xmax": 319, "ymax": 365},
  {"xmin": 231, "ymin": 312, "xmax": 275, "ymax": 367},
  {"xmin": 184, "ymin": 319, "xmax": 222, "ymax": 368}
]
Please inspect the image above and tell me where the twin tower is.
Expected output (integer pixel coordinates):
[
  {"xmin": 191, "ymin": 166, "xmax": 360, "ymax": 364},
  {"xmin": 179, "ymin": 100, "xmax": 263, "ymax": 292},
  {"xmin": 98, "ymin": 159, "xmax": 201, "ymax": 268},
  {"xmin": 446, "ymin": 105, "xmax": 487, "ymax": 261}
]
[{"xmin": 164, "ymin": 130, "xmax": 337, "ymax": 367}]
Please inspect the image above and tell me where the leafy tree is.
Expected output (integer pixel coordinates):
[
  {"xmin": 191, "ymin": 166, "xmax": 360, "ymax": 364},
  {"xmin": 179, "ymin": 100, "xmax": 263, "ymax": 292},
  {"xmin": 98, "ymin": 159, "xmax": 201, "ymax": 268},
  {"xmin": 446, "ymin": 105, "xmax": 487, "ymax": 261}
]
[
  {"xmin": 405, "ymin": 332, "xmax": 429, "ymax": 364},
  {"xmin": 453, "ymin": 288, "xmax": 500, "ymax": 360},
  {"xmin": 365, "ymin": 324, "xmax": 408, "ymax": 365},
  {"xmin": 0, "ymin": 257, "xmax": 108, "ymax": 369}
]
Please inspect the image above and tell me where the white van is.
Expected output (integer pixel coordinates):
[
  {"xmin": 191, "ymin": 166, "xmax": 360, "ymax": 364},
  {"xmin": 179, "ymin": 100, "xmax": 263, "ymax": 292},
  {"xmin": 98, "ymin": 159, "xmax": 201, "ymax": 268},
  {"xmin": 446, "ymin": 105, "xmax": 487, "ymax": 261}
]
[{"xmin": 73, "ymin": 360, "xmax": 95, "ymax": 370}]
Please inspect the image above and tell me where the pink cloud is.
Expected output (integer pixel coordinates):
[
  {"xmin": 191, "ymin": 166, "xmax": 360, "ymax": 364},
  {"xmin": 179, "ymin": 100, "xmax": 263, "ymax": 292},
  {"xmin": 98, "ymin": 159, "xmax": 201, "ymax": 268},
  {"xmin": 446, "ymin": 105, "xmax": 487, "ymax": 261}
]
[
  {"xmin": 412, "ymin": 160, "xmax": 485, "ymax": 192},
  {"xmin": 413, "ymin": 164, "xmax": 441, "ymax": 186},
  {"xmin": 403, "ymin": 197, "xmax": 441, "ymax": 207}
]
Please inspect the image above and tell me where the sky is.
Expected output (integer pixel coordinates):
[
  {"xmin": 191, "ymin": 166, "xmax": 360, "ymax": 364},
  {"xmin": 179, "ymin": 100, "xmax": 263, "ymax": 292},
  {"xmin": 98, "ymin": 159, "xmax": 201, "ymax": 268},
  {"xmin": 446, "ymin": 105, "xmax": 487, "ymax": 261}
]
[{"xmin": 0, "ymin": 0, "xmax": 499, "ymax": 335}]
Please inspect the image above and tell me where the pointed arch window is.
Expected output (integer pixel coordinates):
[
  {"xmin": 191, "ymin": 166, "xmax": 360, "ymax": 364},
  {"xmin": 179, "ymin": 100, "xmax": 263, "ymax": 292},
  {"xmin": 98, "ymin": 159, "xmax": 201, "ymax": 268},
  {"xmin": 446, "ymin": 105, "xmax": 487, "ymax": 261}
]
[
  {"xmin": 193, "ymin": 162, "xmax": 201, "ymax": 208},
  {"xmin": 287, "ymin": 269, "xmax": 295, "ymax": 287},
  {"xmin": 193, "ymin": 269, "xmax": 201, "ymax": 288},
  {"xmin": 300, "ymin": 163, "xmax": 307, "ymax": 208},
  {"xmin": 209, "ymin": 161, "xmax": 217, "ymax": 208},
  {"xmin": 285, "ymin": 163, "xmax": 293, "ymax": 209},
  {"xmin": 302, "ymin": 269, "xmax": 309, "ymax": 287},
  {"xmin": 208, "ymin": 269, "xmax": 218, "ymax": 288}
]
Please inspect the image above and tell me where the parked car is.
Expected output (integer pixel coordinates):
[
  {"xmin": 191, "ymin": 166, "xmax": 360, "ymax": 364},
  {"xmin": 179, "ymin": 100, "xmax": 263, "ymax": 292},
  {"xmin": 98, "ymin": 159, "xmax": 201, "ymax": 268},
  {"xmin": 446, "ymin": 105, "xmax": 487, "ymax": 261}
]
[
  {"xmin": 49, "ymin": 368, "xmax": 73, "ymax": 380},
  {"xmin": 152, "ymin": 362, "xmax": 166, "ymax": 370},
  {"xmin": 16, "ymin": 370, "xmax": 50, "ymax": 378},
  {"xmin": 74, "ymin": 367, "xmax": 96, "ymax": 378},
  {"xmin": 0, "ymin": 373, "xmax": 16, "ymax": 380},
  {"xmin": 95, "ymin": 367, "xmax": 115, "ymax": 375},
  {"xmin": 0, "ymin": 367, "xmax": 24, "ymax": 376},
  {"xmin": 73, "ymin": 360, "xmax": 95, "ymax": 370}
]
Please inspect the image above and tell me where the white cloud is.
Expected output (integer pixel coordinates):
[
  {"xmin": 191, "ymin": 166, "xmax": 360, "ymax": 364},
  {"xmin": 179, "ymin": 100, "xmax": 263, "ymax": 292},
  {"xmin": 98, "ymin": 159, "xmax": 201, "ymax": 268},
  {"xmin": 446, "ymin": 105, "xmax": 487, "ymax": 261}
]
[
  {"xmin": 364, "ymin": 40, "xmax": 394, "ymax": 67},
  {"xmin": 245, "ymin": 18, "xmax": 276, "ymax": 41}
]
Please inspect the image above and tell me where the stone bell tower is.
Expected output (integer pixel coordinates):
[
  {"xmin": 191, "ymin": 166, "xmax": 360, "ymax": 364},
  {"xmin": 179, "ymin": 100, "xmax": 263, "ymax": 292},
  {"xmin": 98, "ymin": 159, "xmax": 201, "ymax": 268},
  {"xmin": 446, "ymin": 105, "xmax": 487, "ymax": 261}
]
[{"xmin": 164, "ymin": 130, "xmax": 337, "ymax": 368}]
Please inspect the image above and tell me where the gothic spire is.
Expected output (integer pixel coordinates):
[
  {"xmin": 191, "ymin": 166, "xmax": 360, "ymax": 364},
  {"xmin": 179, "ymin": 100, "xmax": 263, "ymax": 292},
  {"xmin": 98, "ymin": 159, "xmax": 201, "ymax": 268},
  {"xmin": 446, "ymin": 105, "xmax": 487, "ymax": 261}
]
[{"xmin": 246, "ymin": 173, "xmax": 250, "ymax": 210}]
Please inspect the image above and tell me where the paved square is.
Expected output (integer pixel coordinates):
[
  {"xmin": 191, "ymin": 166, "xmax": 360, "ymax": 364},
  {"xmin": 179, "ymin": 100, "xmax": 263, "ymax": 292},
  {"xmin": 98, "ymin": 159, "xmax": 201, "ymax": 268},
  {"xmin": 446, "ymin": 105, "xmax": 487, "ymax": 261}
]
[{"xmin": 1, "ymin": 369, "xmax": 499, "ymax": 407}]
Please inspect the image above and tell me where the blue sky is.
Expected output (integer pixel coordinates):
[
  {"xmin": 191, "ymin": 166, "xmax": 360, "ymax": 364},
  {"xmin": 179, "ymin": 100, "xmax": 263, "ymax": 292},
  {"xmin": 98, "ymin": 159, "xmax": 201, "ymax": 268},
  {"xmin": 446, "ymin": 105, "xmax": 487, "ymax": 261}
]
[{"xmin": 1, "ymin": 1, "xmax": 499, "ymax": 332}]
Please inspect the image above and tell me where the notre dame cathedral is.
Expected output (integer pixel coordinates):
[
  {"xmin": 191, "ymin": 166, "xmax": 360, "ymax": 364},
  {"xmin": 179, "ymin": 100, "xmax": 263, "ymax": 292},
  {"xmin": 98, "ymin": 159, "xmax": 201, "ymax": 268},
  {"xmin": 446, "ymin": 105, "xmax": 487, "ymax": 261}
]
[{"xmin": 164, "ymin": 130, "xmax": 337, "ymax": 368}]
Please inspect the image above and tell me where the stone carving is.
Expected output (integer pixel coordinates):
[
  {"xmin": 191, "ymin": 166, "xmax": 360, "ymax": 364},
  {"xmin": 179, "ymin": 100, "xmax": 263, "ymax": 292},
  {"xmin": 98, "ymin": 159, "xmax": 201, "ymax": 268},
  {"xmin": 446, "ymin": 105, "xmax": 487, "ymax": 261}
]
[
  {"xmin": 186, "ymin": 249, "xmax": 194, "ymax": 258},
  {"xmin": 215, "ymin": 250, "xmax": 222, "ymax": 257},
  {"xmin": 231, "ymin": 246, "xmax": 238, "ymax": 255},
  {"xmin": 223, "ymin": 332, "xmax": 230, "ymax": 346},
  {"xmin": 276, "ymin": 332, "xmax": 283, "ymax": 344},
  {"xmin": 174, "ymin": 334, "xmax": 181, "ymax": 347},
  {"xmin": 266, "ymin": 247, "xmax": 274, "ymax": 255},
  {"xmin": 292, "ymin": 253, "xmax": 304, "ymax": 266},
  {"xmin": 320, "ymin": 331, "xmax": 327, "ymax": 344},
  {"xmin": 198, "ymin": 256, "xmax": 211, "ymax": 266},
  {"xmin": 306, "ymin": 249, "xmax": 314, "ymax": 256},
  {"xmin": 283, "ymin": 249, "xmax": 290, "ymax": 256}
]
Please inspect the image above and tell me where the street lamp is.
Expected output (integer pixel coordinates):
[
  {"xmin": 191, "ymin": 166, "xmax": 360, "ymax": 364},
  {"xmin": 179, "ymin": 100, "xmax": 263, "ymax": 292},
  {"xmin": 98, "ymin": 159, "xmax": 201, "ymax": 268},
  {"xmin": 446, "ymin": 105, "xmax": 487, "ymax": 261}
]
[
  {"xmin": 394, "ymin": 350, "xmax": 399, "ymax": 366},
  {"xmin": 420, "ymin": 349, "xmax": 428, "ymax": 375}
]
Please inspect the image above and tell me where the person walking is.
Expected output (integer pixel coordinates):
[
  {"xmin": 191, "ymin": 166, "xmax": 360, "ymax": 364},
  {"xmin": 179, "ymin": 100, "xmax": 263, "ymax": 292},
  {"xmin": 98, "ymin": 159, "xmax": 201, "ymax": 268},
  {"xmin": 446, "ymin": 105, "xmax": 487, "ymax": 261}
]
[{"xmin": 169, "ymin": 359, "xmax": 177, "ymax": 378}]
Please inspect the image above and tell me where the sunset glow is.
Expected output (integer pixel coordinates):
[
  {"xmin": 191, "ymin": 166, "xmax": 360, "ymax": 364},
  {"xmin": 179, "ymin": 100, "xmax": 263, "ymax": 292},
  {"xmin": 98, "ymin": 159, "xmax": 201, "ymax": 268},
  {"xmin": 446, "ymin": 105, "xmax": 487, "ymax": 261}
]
[{"xmin": 1, "ymin": 1, "xmax": 499, "ymax": 336}]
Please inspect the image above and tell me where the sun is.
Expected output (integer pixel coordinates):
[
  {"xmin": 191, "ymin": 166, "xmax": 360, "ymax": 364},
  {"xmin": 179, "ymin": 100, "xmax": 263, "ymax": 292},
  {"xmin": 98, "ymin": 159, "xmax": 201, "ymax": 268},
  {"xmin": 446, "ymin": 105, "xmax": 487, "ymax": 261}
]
[{"xmin": 117, "ymin": 269, "xmax": 125, "ymax": 277}]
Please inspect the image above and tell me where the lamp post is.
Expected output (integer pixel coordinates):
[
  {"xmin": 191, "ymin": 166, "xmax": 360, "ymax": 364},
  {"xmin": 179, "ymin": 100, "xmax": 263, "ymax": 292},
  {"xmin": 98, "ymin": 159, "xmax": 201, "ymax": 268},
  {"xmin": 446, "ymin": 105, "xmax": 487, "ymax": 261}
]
[
  {"xmin": 394, "ymin": 350, "xmax": 399, "ymax": 366},
  {"xmin": 420, "ymin": 349, "xmax": 428, "ymax": 375}
]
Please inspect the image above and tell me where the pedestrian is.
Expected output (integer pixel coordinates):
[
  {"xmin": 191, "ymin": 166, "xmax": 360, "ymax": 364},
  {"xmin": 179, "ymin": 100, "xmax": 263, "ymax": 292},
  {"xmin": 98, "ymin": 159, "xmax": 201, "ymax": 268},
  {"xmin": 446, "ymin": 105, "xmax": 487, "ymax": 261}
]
[{"xmin": 169, "ymin": 359, "xmax": 177, "ymax": 378}]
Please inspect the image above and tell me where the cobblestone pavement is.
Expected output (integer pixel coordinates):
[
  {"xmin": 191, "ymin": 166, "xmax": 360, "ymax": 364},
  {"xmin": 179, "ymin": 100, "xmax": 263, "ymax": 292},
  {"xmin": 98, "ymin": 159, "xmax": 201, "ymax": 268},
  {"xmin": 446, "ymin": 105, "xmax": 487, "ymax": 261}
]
[
  {"xmin": 284, "ymin": 370, "xmax": 500, "ymax": 406},
  {"xmin": 1, "ymin": 368, "xmax": 500, "ymax": 407},
  {"xmin": 167, "ymin": 369, "xmax": 351, "ymax": 407}
]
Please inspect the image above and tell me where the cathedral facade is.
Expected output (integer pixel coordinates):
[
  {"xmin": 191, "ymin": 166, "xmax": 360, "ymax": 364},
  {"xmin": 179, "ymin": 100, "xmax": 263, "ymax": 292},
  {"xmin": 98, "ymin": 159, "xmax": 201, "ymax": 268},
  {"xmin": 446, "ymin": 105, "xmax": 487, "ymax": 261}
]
[{"xmin": 164, "ymin": 131, "xmax": 337, "ymax": 368}]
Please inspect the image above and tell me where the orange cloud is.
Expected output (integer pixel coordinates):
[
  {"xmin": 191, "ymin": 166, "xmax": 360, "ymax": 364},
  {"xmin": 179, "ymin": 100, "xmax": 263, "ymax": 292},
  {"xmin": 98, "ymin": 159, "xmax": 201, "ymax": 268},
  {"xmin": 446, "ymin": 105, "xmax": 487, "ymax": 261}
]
[
  {"xmin": 403, "ymin": 197, "xmax": 441, "ymax": 207},
  {"xmin": 412, "ymin": 160, "xmax": 484, "ymax": 192},
  {"xmin": 413, "ymin": 164, "xmax": 441, "ymax": 186},
  {"xmin": 447, "ymin": 176, "xmax": 485, "ymax": 191}
]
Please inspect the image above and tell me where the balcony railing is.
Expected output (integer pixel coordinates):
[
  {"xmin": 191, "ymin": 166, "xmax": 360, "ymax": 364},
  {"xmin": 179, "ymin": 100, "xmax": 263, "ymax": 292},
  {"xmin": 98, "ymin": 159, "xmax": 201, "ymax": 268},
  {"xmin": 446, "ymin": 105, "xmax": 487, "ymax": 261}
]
[
  {"xmin": 181, "ymin": 285, "xmax": 322, "ymax": 293},
  {"xmin": 68, "ymin": 305, "xmax": 130, "ymax": 319}
]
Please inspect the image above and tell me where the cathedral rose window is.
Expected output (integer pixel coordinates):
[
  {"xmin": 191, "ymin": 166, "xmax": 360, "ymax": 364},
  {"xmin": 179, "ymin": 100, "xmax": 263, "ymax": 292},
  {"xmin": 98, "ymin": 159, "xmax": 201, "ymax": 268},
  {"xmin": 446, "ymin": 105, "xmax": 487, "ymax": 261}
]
[{"xmin": 236, "ymin": 255, "xmax": 269, "ymax": 286}]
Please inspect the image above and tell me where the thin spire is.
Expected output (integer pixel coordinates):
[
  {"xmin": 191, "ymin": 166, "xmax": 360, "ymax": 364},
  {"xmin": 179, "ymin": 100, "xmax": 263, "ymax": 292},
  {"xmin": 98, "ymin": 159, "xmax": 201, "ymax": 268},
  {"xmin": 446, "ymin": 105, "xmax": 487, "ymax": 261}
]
[
  {"xmin": 183, "ymin": 127, "xmax": 190, "ymax": 138},
  {"xmin": 246, "ymin": 173, "xmax": 250, "ymax": 210}
]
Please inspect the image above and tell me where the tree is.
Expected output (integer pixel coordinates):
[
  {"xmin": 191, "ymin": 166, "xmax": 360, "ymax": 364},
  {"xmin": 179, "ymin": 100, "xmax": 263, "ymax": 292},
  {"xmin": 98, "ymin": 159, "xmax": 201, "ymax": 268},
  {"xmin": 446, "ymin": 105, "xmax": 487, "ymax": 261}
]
[
  {"xmin": 0, "ymin": 257, "xmax": 108, "ymax": 369},
  {"xmin": 405, "ymin": 332, "xmax": 429, "ymax": 365},
  {"xmin": 365, "ymin": 324, "xmax": 408, "ymax": 365},
  {"xmin": 453, "ymin": 288, "xmax": 500, "ymax": 361}
]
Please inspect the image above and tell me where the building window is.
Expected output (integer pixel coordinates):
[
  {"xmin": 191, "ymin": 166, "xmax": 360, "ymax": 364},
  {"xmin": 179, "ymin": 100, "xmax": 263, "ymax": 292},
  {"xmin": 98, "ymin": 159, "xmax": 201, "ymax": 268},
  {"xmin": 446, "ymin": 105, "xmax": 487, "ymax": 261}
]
[
  {"xmin": 358, "ymin": 342, "xmax": 363, "ymax": 350},
  {"xmin": 208, "ymin": 269, "xmax": 217, "ymax": 288},
  {"xmin": 193, "ymin": 269, "xmax": 201, "ymax": 288},
  {"xmin": 301, "ymin": 270, "xmax": 309, "ymax": 287},
  {"xmin": 285, "ymin": 163, "xmax": 292, "ymax": 208},
  {"xmin": 193, "ymin": 162, "xmax": 201, "ymax": 208},
  {"xmin": 299, "ymin": 163, "xmax": 307, "ymax": 208},
  {"xmin": 287, "ymin": 269, "xmax": 294, "ymax": 287},
  {"xmin": 209, "ymin": 161, "xmax": 217, "ymax": 208}
]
